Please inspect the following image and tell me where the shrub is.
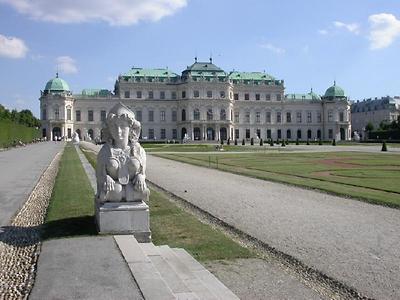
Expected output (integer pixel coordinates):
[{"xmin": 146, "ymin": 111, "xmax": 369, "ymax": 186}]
[
  {"xmin": 332, "ymin": 139, "xmax": 336, "ymax": 146},
  {"xmin": 296, "ymin": 138, "xmax": 299, "ymax": 145},
  {"xmin": 381, "ymin": 141, "xmax": 388, "ymax": 152},
  {"xmin": 285, "ymin": 139, "xmax": 289, "ymax": 145},
  {"xmin": 250, "ymin": 138, "xmax": 254, "ymax": 145},
  {"xmin": 318, "ymin": 139, "xmax": 323, "ymax": 145},
  {"xmin": 234, "ymin": 139, "xmax": 238, "ymax": 145},
  {"xmin": 242, "ymin": 139, "xmax": 245, "ymax": 145},
  {"xmin": 221, "ymin": 139, "xmax": 224, "ymax": 145},
  {"xmin": 227, "ymin": 138, "xmax": 230, "ymax": 145},
  {"xmin": 260, "ymin": 138, "xmax": 263, "ymax": 146},
  {"xmin": 269, "ymin": 139, "xmax": 274, "ymax": 146},
  {"xmin": 281, "ymin": 140, "xmax": 285, "ymax": 147},
  {"xmin": 306, "ymin": 139, "xmax": 310, "ymax": 145}
]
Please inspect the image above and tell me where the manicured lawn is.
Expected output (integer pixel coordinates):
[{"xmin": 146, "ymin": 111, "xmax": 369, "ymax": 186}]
[
  {"xmin": 42, "ymin": 144, "xmax": 96, "ymax": 239},
  {"xmin": 0, "ymin": 120, "xmax": 40, "ymax": 148},
  {"xmin": 154, "ymin": 151, "xmax": 400, "ymax": 208},
  {"xmin": 80, "ymin": 146, "xmax": 254, "ymax": 261}
]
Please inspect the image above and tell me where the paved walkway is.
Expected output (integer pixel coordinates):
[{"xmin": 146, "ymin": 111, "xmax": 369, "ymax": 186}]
[
  {"xmin": 146, "ymin": 155, "xmax": 400, "ymax": 300},
  {"xmin": 0, "ymin": 142, "xmax": 64, "ymax": 226}
]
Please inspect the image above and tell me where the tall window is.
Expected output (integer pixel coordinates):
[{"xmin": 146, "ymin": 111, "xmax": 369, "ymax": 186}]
[
  {"xmin": 148, "ymin": 110, "xmax": 154, "ymax": 122},
  {"xmin": 244, "ymin": 93, "xmax": 250, "ymax": 100},
  {"xmin": 207, "ymin": 109, "xmax": 213, "ymax": 121},
  {"xmin": 172, "ymin": 110, "xmax": 177, "ymax": 121},
  {"xmin": 255, "ymin": 94, "xmax": 260, "ymax": 100},
  {"xmin": 328, "ymin": 129, "xmax": 333, "ymax": 139},
  {"xmin": 235, "ymin": 129, "xmax": 239, "ymax": 139},
  {"xmin": 160, "ymin": 111, "xmax": 166, "ymax": 122},
  {"xmin": 181, "ymin": 109, "xmax": 186, "ymax": 121},
  {"xmin": 148, "ymin": 91, "xmax": 153, "ymax": 99},
  {"xmin": 266, "ymin": 94, "xmax": 271, "ymax": 101},
  {"xmin": 297, "ymin": 129, "xmax": 302, "ymax": 139},
  {"xmin": 54, "ymin": 107, "xmax": 60, "ymax": 120},
  {"xmin": 286, "ymin": 112, "xmax": 291, "ymax": 123},
  {"xmin": 172, "ymin": 129, "xmax": 177, "ymax": 139},
  {"xmin": 193, "ymin": 109, "xmax": 200, "ymax": 120},
  {"xmin": 245, "ymin": 111, "xmax": 250, "ymax": 123},
  {"xmin": 267, "ymin": 129, "xmax": 271, "ymax": 139},
  {"xmin": 220, "ymin": 91, "xmax": 225, "ymax": 98},
  {"xmin": 42, "ymin": 108, "xmax": 47, "ymax": 120},
  {"xmin": 255, "ymin": 112, "xmax": 261, "ymax": 123},
  {"xmin": 148, "ymin": 129, "xmax": 154, "ymax": 139},
  {"xmin": 124, "ymin": 91, "xmax": 130, "ymax": 98},
  {"xmin": 276, "ymin": 94, "xmax": 282, "ymax": 101},
  {"xmin": 307, "ymin": 129, "xmax": 312, "ymax": 139},
  {"xmin": 328, "ymin": 111, "xmax": 333, "ymax": 122},
  {"xmin": 246, "ymin": 129, "xmax": 250, "ymax": 139},
  {"xmin": 266, "ymin": 111, "xmax": 271, "ymax": 123},
  {"xmin": 339, "ymin": 111, "xmax": 344, "ymax": 122},
  {"xmin": 136, "ymin": 91, "xmax": 142, "ymax": 98},
  {"xmin": 171, "ymin": 91, "xmax": 177, "ymax": 100},
  {"xmin": 287, "ymin": 129, "xmax": 291, "ymax": 139},
  {"xmin": 160, "ymin": 91, "xmax": 165, "ymax": 99},
  {"xmin": 88, "ymin": 110, "xmax": 94, "ymax": 122},
  {"xmin": 67, "ymin": 108, "xmax": 71, "ymax": 121},
  {"xmin": 182, "ymin": 91, "xmax": 186, "ymax": 98},
  {"xmin": 101, "ymin": 110, "xmax": 106, "ymax": 122},
  {"xmin": 207, "ymin": 91, "xmax": 212, "ymax": 98},
  {"xmin": 307, "ymin": 111, "xmax": 312, "ymax": 123},
  {"xmin": 296, "ymin": 112, "xmax": 302, "ymax": 123},
  {"xmin": 276, "ymin": 112, "xmax": 281, "ymax": 123},
  {"xmin": 160, "ymin": 128, "xmax": 166, "ymax": 139},
  {"xmin": 234, "ymin": 93, "xmax": 239, "ymax": 100},
  {"xmin": 136, "ymin": 110, "xmax": 142, "ymax": 122},
  {"xmin": 234, "ymin": 111, "xmax": 239, "ymax": 123},
  {"xmin": 317, "ymin": 112, "xmax": 322, "ymax": 123},
  {"xmin": 76, "ymin": 110, "xmax": 81, "ymax": 122},
  {"xmin": 277, "ymin": 129, "xmax": 282, "ymax": 139},
  {"xmin": 193, "ymin": 90, "xmax": 199, "ymax": 98},
  {"xmin": 220, "ymin": 109, "xmax": 226, "ymax": 120}
]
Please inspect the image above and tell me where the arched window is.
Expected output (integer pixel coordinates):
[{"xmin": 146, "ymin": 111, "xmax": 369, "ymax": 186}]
[
  {"xmin": 317, "ymin": 129, "xmax": 321, "ymax": 139},
  {"xmin": 207, "ymin": 109, "xmax": 213, "ymax": 121},
  {"xmin": 307, "ymin": 129, "xmax": 312, "ymax": 139},
  {"xmin": 297, "ymin": 129, "xmax": 302, "ymax": 139},
  {"xmin": 220, "ymin": 109, "xmax": 226, "ymax": 120},
  {"xmin": 181, "ymin": 109, "xmax": 186, "ymax": 121},
  {"xmin": 193, "ymin": 109, "xmax": 200, "ymax": 120},
  {"xmin": 286, "ymin": 129, "xmax": 291, "ymax": 139}
]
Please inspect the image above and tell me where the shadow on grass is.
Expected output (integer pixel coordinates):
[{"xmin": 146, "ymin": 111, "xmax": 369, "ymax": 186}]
[
  {"xmin": 41, "ymin": 215, "xmax": 97, "ymax": 240},
  {"xmin": 0, "ymin": 216, "xmax": 97, "ymax": 246}
]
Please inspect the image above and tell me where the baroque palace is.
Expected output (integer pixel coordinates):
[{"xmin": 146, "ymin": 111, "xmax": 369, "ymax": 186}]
[{"xmin": 40, "ymin": 59, "xmax": 351, "ymax": 142}]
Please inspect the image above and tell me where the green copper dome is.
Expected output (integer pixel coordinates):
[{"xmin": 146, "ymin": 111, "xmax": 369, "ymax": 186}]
[
  {"xmin": 308, "ymin": 88, "xmax": 321, "ymax": 100},
  {"xmin": 44, "ymin": 74, "xmax": 70, "ymax": 92},
  {"xmin": 324, "ymin": 81, "xmax": 345, "ymax": 98}
]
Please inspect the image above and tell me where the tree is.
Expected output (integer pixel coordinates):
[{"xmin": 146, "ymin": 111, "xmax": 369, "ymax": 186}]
[{"xmin": 365, "ymin": 122, "xmax": 374, "ymax": 138}]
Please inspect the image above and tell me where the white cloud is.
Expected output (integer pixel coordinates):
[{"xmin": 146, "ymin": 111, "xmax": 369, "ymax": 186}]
[
  {"xmin": 56, "ymin": 56, "xmax": 78, "ymax": 74},
  {"xmin": 368, "ymin": 13, "xmax": 400, "ymax": 50},
  {"xmin": 0, "ymin": 0, "xmax": 187, "ymax": 26},
  {"xmin": 333, "ymin": 21, "xmax": 360, "ymax": 34},
  {"xmin": 0, "ymin": 34, "xmax": 28, "ymax": 58},
  {"xmin": 318, "ymin": 29, "xmax": 328, "ymax": 35},
  {"xmin": 259, "ymin": 43, "xmax": 285, "ymax": 54}
]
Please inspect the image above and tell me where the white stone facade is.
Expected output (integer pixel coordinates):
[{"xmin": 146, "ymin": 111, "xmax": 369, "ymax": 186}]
[{"xmin": 40, "ymin": 61, "xmax": 351, "ymax": 142}]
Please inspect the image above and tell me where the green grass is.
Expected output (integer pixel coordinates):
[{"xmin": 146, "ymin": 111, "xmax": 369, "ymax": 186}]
[
  {"xmin": 0, "ymin": 119, "xmax": 40, "ymax": 148},
  {"xmin": 80, "ymin": 146, "xmax": 255, "ymax": 261},
  {"xmin": 154, "ymin": 151, "xmax": 400, "ymax": 208},
  {"xmin": 42, "ymin": 143, "xmax": 96, "ymax": 240}
]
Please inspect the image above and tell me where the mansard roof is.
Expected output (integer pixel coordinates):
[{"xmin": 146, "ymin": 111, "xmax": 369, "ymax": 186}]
[{"xmin": 122, "ymin": 67, "xmax": 179, "ymax": 78}]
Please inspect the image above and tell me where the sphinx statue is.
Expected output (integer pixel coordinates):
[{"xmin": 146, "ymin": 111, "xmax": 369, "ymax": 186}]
[{"xmin": 96, "ymin": 103, "xmax": 150, "ymax": 203}]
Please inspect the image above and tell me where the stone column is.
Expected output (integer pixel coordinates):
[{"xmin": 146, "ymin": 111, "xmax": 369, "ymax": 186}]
[{"xmin": 216, "ymin": 125, "xmax": 220, "ymax": 141}]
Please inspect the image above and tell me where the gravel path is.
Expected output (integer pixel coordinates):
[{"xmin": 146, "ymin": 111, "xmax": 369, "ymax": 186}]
[
  {"xmin": 0, "ymin": 146, "xmax": 63, "ymax": 298},
  {"xmin": 146, "ymin": 155, "xmax": 400, "ymax": 300},
  {"xmin": 0, "ymin": 142, "xmax": 64, "ymax": 226}
]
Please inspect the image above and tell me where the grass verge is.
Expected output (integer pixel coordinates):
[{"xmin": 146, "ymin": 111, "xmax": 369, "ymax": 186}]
[
  {"xmin": 0, "ymin": 120, "xmax": 40, "ymax": 148},
  {"xmin": 42, "ymin": 143, "xmax": 96, "ymax": 240},
  {"xmin": 80, "ymin": 146, "xmax": 255, "ymax": 261}
]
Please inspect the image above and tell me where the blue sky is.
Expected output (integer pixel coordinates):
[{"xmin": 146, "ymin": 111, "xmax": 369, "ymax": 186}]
[{"xmin": 0, "ymin": 0, "xmax": 399, "ymax": 117}]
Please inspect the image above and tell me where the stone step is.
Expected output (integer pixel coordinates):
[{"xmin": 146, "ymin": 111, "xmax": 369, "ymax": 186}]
[
  {"xmin": 173, "ymin": 248, "xmax": 239, "ymax": 300},
  {"xmin": 147, "ymin": 247, "xmax": 197, "ymax": 298},
  {"xmin": 114, "ymin": 235, "xmax": 175, "ymax": 300},
  {"xmin": 158, "ymin": 246, "xmax": 219, "ymax": 300}
]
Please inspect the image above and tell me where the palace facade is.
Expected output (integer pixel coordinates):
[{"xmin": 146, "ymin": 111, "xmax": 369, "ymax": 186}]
[{"xmin": 40, "ymin": 59, "xmax": 351, "ymax": 142}]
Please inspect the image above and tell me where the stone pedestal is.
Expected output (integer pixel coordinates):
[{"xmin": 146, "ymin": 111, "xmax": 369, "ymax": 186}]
[{"xmin": 96, "ymin": 201, "xmax": 151, "ymax": 242}]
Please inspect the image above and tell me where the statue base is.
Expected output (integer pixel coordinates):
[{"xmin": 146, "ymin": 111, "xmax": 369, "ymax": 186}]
[{"xmin": 95, "ymin": 201, "xmax": 151, "ymax": 242}]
